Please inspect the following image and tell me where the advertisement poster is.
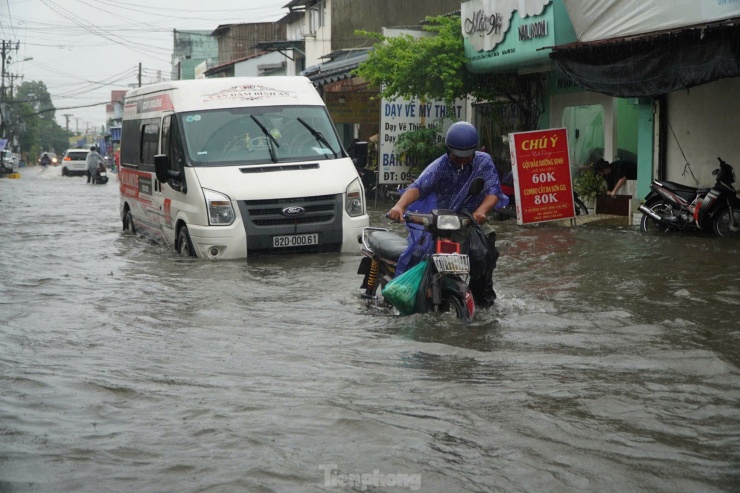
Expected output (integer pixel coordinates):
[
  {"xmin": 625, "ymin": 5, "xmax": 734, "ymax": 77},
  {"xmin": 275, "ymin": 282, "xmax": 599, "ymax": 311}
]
[
  {"xmin": 508, "ymin": 128, "xmax": 575, "ymax": 225},
  {"xmin": 379, "ymin": 96, "xmax": 465, "ymax": 185}
]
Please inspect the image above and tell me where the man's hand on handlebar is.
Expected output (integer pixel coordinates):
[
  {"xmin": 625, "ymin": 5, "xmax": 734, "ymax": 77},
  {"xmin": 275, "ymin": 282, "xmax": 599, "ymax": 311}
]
[
  {"xmin": 471, "ymin": 211, "xmax": 488, "ymax": 224},
  {"xmin": 388, "ymin": 204, "xmax": 406, "ymax": 222}
]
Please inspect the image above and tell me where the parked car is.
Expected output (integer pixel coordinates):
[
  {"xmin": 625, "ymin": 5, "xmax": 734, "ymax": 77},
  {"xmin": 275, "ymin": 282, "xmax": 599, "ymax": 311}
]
[
  {"xmin": 0, "ymin": 148, "xmax": 17, "ymax": 175},
  {"xmin": 61, "ymin": 148, "xmax": 90, "ymax": 177}
]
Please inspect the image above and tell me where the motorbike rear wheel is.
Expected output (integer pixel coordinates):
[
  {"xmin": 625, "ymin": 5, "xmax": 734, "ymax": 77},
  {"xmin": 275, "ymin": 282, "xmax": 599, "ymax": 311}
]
[
  {"xmin": 640, "ymin": 200, "xmax": 675, "ymax": 233},
  {"xmin": 712, "ymin": 207, "xmax": 740, "ymax": 238},
  {"xmin": 368, "ymin": 276, "xmax": 392, "ymax": 309}
]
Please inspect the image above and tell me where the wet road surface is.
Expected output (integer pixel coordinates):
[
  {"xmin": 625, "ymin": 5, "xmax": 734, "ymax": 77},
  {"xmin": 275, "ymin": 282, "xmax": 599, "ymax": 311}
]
[{"xmin": 1, "ymin": 166, "xmax": 739, "ymax": 492}]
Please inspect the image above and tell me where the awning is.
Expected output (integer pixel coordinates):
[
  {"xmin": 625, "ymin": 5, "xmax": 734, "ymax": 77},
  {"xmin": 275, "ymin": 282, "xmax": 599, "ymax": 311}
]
[
  {"xmin": 303, "ymin": 49, "xmax": 371, "ymax": 87},
  {"xmin": 252, "ymin": 39, "xmax": 305, "ymax": 59},
  {"xmin": 549, "ymin": 20, "xmax": 740, "ymax": 97}
]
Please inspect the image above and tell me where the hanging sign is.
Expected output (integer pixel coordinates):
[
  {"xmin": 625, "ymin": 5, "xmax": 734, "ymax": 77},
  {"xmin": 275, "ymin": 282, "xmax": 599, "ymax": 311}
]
[{"xmin": 508, "ymin": 128, "xmax": 575, "ymax": 225}]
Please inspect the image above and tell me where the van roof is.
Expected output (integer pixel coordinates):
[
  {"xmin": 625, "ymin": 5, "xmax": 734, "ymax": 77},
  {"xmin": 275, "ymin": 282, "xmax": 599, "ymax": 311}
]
[{"xmin": 123, "ymin": 76, "xmax": 324, "ymax": 115}]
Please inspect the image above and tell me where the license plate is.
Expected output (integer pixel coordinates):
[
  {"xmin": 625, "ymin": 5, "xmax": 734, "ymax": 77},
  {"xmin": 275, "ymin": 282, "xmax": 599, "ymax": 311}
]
[{"xmin": 272, "ymin": 233, "xmax": 319, "ymax": 248}]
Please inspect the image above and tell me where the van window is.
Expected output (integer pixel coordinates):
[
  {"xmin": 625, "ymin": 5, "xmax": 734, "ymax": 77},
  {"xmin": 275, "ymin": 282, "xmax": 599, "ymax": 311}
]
[
  {"xmin": 141, "ymin": 123, "xmax": 160, "ymax": 165},
  {"xmin": 178, "ymin": 105, "xmax": 343, "ymax": 166},
  {"xmin": 121, "ymin": 120, "xmax": 140, "ymax": 165}
]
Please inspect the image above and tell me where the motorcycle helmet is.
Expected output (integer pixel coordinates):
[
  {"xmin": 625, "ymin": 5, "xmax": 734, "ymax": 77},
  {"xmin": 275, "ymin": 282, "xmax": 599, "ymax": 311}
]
[{"xmin": 445, "ymin": 122, "xmax": 478, "ymax": 158}]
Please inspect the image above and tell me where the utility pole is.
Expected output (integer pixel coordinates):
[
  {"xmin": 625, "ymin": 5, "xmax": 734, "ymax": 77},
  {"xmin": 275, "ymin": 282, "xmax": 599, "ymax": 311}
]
[
  {"xmin": 0, "ymin": 39, "xmax": 18, "ymax": 139},
  {"xmin": 63, "ymin": 113, "xmax": 73, "ymax": 132},
  {"xmin": 138, "ymin": 62, "xmax": 142, "ymax": 87},
  {"xmin": 7, "ymin": 73, "xmax": 22, "ymax": 98}
]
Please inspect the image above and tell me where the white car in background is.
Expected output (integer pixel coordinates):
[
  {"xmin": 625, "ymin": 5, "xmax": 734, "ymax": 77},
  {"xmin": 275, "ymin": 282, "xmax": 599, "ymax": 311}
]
[
  {"xmin": 61, "ymin": 148, "xmax": 90, "ymax": 177},
  {"xmin": 0, "ymin": 148, "xmax": 18, "ymax": 174}
]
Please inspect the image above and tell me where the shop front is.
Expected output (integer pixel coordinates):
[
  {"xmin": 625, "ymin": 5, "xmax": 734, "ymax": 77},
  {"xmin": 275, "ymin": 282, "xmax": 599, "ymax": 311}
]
[
  {"xmin": 462, "ymin": 0, "xmax": 643, "ymax": 211},
  {"xmin": 551, "ymin": 0, "xmax": 740, "ymax": 198}
]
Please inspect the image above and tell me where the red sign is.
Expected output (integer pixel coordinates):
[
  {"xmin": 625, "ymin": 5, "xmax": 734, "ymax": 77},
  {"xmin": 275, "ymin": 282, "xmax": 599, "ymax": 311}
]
[{"xmin": 508, "ymin": 128, "xmax": 575, "ymax": 225}]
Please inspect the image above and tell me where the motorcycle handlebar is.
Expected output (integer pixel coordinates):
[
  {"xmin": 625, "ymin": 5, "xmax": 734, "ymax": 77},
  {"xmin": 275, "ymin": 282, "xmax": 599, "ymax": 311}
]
[{"xmin": 386, "ymin": 211, "xmax": 476, "ymax": 228}]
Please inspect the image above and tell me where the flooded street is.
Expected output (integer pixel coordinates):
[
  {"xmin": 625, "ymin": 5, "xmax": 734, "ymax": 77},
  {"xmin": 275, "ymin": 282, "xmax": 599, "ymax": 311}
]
[{"xmin": 1, "ymin": 166, "xmax": 739, "ymax": 493}]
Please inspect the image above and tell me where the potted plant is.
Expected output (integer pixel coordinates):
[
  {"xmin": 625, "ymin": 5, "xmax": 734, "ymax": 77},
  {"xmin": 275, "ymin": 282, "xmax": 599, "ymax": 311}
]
[{"xmin": 573, "ymin": 169, "xmax": 606, "ymax": 212}]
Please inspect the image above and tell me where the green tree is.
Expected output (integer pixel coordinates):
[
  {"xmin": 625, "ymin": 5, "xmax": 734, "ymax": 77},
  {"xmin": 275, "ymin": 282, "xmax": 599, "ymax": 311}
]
[
  {"xmin": 355, "ymin": 14, "xmax": 544, "ymax": 123},
  {"xmin": 394, "ymin": 123, "xmax": 446, "ymax": 176},
  {"xmin": 355, "ymin": 15, "xmax": 545, "ymax": 174},
  {"xmin": 14, "ymin": 81, "xmax": 71, "ymax": 160}
]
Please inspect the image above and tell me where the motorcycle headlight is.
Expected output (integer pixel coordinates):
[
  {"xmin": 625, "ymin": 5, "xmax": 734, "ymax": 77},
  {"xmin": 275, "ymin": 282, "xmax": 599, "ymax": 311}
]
[
  {"xmin": 203, "ymin": 189, "xmax": 235, "ymax": 226},
  {"xmin": 345, "ymin": 178, "xmax": 365, "ymax": 217},
  {"xmin": 435, "ymin": 213, "xmax": 462, "ymax": 230}
]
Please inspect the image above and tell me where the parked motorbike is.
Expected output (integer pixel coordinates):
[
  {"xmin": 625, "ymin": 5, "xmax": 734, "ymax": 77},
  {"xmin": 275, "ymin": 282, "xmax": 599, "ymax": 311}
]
[
  {"xmin": 357, "ymin": 179, "xmax": 487, "ymax": 320},
  {"xmin": 638, "ymin": 157, "xmax": 738, "ymax": 237},
  {"xmin": 495, "ymin": 170, "xmax": 589, "ymax": 219}
]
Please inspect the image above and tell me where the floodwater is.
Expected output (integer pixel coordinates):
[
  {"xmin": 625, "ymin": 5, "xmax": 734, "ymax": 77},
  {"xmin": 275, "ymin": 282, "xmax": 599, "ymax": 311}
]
[{"xmin": 1, "ymin": 166, "xmax": 739, "ymax": 493}]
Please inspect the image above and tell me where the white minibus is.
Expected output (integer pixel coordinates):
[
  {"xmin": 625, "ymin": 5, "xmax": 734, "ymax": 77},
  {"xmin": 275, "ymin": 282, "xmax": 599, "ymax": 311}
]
[{"xmin": 119, "ymin": 77, "xmax": 369, "ymax": 258}]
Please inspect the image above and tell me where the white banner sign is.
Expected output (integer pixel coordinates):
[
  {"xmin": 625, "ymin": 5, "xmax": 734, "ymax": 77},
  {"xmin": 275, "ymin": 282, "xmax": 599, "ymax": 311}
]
[{"xmin": 378, "ymin": 97, "xmax": 466, "ymax": 185}]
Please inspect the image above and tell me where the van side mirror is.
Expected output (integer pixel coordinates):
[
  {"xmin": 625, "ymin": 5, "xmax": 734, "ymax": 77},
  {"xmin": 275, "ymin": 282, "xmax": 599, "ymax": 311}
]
[
  {"xmin": 352, "ymin": 141, "xmax": 368, "ymax": 169},
  {"xmin": 154, "ymin": 154, "xmax": 179, "ymax": 183}
]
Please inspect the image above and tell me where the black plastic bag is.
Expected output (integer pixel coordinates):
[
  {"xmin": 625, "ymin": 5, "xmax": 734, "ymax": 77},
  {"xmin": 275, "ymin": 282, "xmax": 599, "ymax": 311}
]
[{"xmin": 463, "ymin": 225, "xmax": 499, "ymax": 279}]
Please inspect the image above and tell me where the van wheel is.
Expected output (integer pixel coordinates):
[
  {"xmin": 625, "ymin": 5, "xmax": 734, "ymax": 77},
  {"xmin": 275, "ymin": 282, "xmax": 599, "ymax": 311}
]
[
  {"xmin": 123, "ymin": 210, "xmax": 136, "ymax": 235},
  {"xmin": 178, "ymin": 225, "xmax": 196, "ymax": 257},
  {"xmin": 62, "ymin": 167, "xmax": 68, "ymax": 176}
]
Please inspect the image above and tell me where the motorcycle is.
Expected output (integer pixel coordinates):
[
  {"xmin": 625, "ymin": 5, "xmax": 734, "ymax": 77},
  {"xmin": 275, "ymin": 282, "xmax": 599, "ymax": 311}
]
[
  {"xmin": 638, "ymin": 157, "xmax": 738, "ymax": 237},
  {"xmin": 92, "ymin": 163, "xmax": 109, "ymax": 185},
  {"xmin": 357, "ymin": 179, "xmax": 487, "ymax": 320},
  {"xmin": 495, "ymin": 170, "xmax": 589, "ymax": 219}
]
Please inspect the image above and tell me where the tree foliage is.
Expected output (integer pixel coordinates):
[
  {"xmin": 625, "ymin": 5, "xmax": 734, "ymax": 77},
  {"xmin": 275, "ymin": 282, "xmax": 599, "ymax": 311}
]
[
  {"xmin": 13, "ymin": 81, "xmax": 71, "ymax": 159},
  {"xmin": 354, "ymin": 15, "xmax": 545, "ymax": 131},
  {"xmin": 395, "ymin": 123, "xmax": 447, "ymax": 175},
  {"xmin": 355, "ymin": 16, "xmax": 471, "ymax": 107}
]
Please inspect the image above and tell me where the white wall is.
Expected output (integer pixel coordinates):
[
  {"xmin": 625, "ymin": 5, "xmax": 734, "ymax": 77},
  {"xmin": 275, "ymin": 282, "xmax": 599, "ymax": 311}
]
[
  {"xmin": 664, "ymin": 77, "xmax": 740, "ymax": 186},
  {"xmin": 304, "ymin": 0, "xmax": 332, "ymax": 67},
  {"xmin": 234, "ymin": 52, "xmax": 286, "ymax": 77}
]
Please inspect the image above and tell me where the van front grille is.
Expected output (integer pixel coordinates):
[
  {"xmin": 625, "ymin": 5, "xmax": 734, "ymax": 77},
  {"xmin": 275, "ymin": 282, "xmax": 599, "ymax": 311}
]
[{"xmin": 241, "ymin": 194, "xmax": 339, "ymax": 227}]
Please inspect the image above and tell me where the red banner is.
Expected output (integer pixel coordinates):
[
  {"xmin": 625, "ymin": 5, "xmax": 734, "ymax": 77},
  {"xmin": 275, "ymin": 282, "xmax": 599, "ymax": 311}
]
[{"xmin": 509, "ymin": 128, "xmax": 575, "ymax": 225}]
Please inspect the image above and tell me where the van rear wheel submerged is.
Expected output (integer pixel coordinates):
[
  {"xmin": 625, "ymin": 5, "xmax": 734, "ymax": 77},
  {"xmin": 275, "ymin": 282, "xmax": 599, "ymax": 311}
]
[
  {"xmin": 123, "ymin": 210, "xmax": 136, "ymax": 235},
  {"xmin": 178, "ymin": 226, "xmax": 196, "ymax": 257}
]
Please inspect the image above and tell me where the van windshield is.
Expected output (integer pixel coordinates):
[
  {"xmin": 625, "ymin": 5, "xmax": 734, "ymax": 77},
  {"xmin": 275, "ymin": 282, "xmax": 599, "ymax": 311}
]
[{"xmin": 179, "ymin": 105, "xmax": 344, "ymax": 166}]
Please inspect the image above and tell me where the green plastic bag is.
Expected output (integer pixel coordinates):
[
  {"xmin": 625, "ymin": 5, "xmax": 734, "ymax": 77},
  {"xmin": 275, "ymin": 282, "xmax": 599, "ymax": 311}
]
[{"xmin": 382, "ymin": 259, "xmax": 429, "ymax": 315}]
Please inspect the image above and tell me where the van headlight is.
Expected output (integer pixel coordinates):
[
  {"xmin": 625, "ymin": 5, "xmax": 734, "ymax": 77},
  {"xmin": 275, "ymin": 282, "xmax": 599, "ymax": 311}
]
[
  {"xmin": 203, "ymin": 189, "xmax": 235, "ymax": 225},
  {"xmin": 345, "ymin": 178, "xmax": 365, "ymax": 217}
]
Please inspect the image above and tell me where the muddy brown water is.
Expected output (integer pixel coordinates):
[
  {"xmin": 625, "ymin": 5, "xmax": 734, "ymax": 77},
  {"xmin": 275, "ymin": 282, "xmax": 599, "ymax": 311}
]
[{"xmin": 1, "ymin": 166, "xmax": 739, "ymax": 492}]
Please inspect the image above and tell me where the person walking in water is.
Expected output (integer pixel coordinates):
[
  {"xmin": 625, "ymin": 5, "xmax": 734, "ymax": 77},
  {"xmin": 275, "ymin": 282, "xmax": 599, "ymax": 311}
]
[{"xmin": 86, "ymin": 146, "xmax": 104, "ymax": 184}]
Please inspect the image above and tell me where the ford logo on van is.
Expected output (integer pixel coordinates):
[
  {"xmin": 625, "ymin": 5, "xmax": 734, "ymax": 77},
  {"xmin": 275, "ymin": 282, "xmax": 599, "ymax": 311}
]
[{"xmin": 282, "ymin": 206, "xmax": 305, "ymax": 217}]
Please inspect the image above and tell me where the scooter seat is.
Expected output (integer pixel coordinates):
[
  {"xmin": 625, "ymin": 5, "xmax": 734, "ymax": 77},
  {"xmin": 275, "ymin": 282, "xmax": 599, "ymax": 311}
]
[
  {"xmin": 367, "ymin": 230, "xmax": 408, "ymax": 262},
  {"xmin": 653, "ymin": 180, "xmax": 706, "ymax": 195}
]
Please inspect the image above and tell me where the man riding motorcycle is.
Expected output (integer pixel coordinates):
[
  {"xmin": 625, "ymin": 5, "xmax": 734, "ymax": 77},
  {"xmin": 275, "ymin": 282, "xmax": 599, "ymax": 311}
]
[
  {"xmin": 387, "ymin": 122, "xmax": 504, "ymax": 307},
  {"xmin": 39, "ymin": 152, "xmax": 52, "ymax": 169}
]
